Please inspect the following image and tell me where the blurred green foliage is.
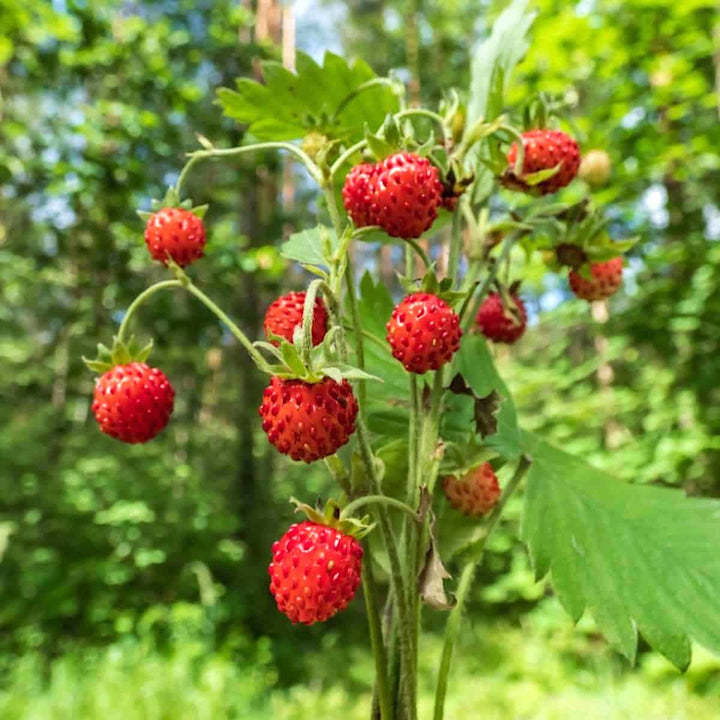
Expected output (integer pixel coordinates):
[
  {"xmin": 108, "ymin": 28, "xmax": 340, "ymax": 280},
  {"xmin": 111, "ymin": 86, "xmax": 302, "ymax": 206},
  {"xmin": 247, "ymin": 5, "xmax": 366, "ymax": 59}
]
[{"xmin": 1, "ymin": 0, "xmax": 720, "ymax": 711}]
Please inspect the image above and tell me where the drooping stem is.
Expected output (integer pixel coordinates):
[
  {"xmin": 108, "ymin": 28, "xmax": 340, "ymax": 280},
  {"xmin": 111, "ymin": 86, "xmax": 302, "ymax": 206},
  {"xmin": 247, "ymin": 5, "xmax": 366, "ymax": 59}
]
[
  {"xmin": 183, "ymin": 141, "xmax": 324, "ymax": 186},
  {"xmin": 117, "ymin": 280, "xmax": 182, "ymax": 345},
  {"xmin": 174, "ymin": 155, "xmax": 202, "ymax": 197},
  {"xmin": 341, "ymin": 495, "xmax": 419, "ymax": 522},
  {"xmin": 183, "ymin": 281, "xmax": 272, "ymax": 372},
  {"xmin": 117, "ymin": 277, "xmax": 271, "ymax": 373},
  {"xmin": 330, "ymin": 139, "xmax": 368, "ymax": 178},
  {"xmin": 432, "ymin": 454, "xmax": 532, "ymax": 720},
  {"xmin": 395, "ymin": 108, "xmax": 449, "ymax": 144}
]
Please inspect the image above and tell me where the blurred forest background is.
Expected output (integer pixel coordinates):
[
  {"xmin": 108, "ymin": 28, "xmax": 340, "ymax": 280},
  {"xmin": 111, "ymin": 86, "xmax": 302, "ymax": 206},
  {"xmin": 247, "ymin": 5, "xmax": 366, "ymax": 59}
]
[{"xmin": 1, "ymin": 0, "xmax": 720, "ymax": 717}]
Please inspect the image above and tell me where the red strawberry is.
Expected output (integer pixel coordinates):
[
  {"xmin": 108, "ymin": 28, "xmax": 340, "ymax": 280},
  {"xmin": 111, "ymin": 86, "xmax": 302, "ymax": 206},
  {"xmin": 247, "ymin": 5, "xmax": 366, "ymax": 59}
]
[
  {"xmin": 342, "ymin": 163, "xmax": 377, "ymax": 228},
  {"xmin": 476, "ymin": 293, "xmax": 527, "ymax": 344},
  {"xmin": 342, "ymin": 153, "xmax": 443, "ymax": 239},
  {"xmin": 144, "ymin": 207, "xmax": 206, "ymax": 267},
  {"xmin": 569, "ymin": 257, "xmax": 623, "ymax": 301},
  {"xmin": 258, "ymin": 376, "xmax": 358, "ymax": 463},
  {"xmin": 442, "ymin": 462, "xmax": 500, "ymax": 517},
  {"xmin": 268, "ymin": 521, "xmax": 363, "ymax": 624},
  {"xmin": 386, "ymin": 292, "xmax": 462, "ymax": 374},
  {"xmin": 371, "ymin": 153, "xmax": 443, "ymax": 238},
  {"xmin": 507, "ymin": 130, "xmax": 580, "ymax": 195},
  {"xmin": 92, "ymin": 362, "xmax": 175, "ymax": 443},
  {"xmin": 263, "ymin": 291, "xmax": 328, "ymax": 347}
]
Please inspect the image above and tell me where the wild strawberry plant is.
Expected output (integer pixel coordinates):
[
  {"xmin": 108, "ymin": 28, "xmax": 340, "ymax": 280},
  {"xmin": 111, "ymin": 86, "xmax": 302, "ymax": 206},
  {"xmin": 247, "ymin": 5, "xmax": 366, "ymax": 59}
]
[{"xmin": 85, "ymin": 2, "xmax": 720, "ymax": 718}]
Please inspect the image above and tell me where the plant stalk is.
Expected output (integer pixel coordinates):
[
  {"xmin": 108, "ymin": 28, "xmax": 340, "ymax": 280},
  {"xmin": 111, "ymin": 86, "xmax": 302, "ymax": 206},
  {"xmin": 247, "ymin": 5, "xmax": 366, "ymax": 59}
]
[{"xmin": 432, "ymin": 454, "xmax": 532, "ymax": 720}]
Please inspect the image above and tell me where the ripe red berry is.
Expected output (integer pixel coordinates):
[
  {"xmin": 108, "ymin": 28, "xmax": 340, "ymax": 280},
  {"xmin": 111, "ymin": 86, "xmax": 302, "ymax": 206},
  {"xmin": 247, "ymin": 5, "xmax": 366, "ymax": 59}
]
[
  {"xmin": 507, "ymin": 130, "xmax": 580, "ymax": 195},
  {"xmin": 568, "ymin": 257, "xmax": 623, "ymax": 301},
  {"xmin": 268, "ymin": 521, "xmax": 363, "ymax": 624},
  {"xmin": 342, "ymin": 163, "xmax": 377, "ymax": 228},
  {"xmin": 258, "ymin": 376, "xmax": 359, "ymax": 463},
  {"xmin": 386, "ymin": 292, "xmax": 462, "ymax": 374},
  {"xmin": 92, "ymin": 362, "xmax": 175, "ymax": 443},
  {"xmin": 442, "ymin": 463, "xmax": 500, "ymax": 517},
  {"xmin": 371, "ymin": 153, "xmax": 443, "ymax": 238},
  {"xmin": 476, "ymin": 293, "xmax": 527, "ymax": 344},
  {"xmin": 263, "ymin": 291, "xmax": 328, "ymax": 347},
  {"xmin": 341, "ymin": 153, "xmax": 443, "ymax": 239},
  {"xmin": 144, "ymin": 207, "xmax": 206, "ymax": 267}
]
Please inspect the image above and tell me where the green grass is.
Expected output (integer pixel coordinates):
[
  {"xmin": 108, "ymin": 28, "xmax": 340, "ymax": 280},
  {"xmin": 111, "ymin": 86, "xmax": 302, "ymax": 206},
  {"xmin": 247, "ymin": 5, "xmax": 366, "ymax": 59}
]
[{"xmin": 1, "ymin": 602, "xmax": 719, "ymax": 719}]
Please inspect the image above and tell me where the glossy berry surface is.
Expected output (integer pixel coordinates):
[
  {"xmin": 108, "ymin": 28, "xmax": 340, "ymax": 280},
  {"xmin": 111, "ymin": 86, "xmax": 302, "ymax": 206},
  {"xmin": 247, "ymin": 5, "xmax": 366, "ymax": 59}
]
[
  {"xmin": 144, "ymin": 207, "xmax": 206, "ymax": 267},
  {"xmin": 507, "ymin": 129, "xmax": 580, "ymax": 195},
  {"xmin": 569, "ymin": 257, "xmax": 623, "ymax": 301},
  {"xmin": 386, "ymin": 292, "xmax": 462, "ymax": 374},
  {"xmin": 92, "ymin": 362, "xmax": 175, "ymax": 443},
  {"xmin": 342, "ymin": 163, "xmax": 377, "ymax": 228},
  {"xmin": 258, "ymin": 376, "xmax": 358, "ymax": 463},
  {"xmin": 263, "ymin": 291, "xmax": 328, "ymax": 347},
  {"xmin": 442, "ymin": 463, "xmax": 501, "ymax": 517},
  {"xmin": 476, "ymin": 293, "xmax": 527, "ymax": 344},
  {"xmin": 268, "ymin": 521, "xmax": 363, "ymax": 625},
  {"xmin": 342, "ymin": 153, "xmax": 443, "ymax": 239}
]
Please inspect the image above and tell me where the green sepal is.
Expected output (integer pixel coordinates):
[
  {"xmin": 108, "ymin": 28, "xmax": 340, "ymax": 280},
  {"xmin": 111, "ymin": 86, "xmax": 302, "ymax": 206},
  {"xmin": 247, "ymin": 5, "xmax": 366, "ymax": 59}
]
[
  {"xmin": 290, "ymin": 497, "xmax": 375, "ymax": 540},
  {"xmin": 142, "ymin": 188, "xmax": 207, "ymax": 220},
  {"xmin": 523, "ymin": 163, "xmax": 562, "ymax": 186},
  {"xmin": 397, "ymin": 268, "xmax": 468, "ymax": 306},
  {"xmin": 82, "ymin": 336, "xmax": 154, "ymax": 374},
  {"xmin": 364, "ymin": 123, "xmax": 394, "ymax": 161},
  {"xmin": 381, "ymin": 113, "xmax": 402, "ymax": 148},
  {"xmin": 438, "ymin": 437, "xmax": 501, "ymax": 478}
]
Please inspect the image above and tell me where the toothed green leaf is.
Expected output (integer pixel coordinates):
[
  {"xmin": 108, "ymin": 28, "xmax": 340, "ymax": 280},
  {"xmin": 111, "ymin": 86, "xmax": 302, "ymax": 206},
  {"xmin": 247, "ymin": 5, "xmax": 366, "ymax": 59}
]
[
  {"xmin": 217, "ymin": 52, "xmax": 399, "ymax": 143},
  {"xmin": 521, "ymin": 431, "xmax": 720, "ymax": 670},
  {"xmin": 280, "ymin": 225, "xmax": 338, "ymax": 269}
]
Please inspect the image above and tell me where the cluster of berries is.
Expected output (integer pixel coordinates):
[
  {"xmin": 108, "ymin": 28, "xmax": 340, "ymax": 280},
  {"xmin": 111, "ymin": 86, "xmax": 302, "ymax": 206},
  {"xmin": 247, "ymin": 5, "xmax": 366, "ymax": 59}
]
[{"xmin": 88, "ymin": 126, "xmax": 626, "ymax": 626}]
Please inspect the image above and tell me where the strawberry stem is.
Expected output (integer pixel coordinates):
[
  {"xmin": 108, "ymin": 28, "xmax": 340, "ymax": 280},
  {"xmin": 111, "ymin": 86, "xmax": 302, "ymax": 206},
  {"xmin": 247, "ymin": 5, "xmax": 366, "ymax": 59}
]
[
  {"xmin": 117, "ymin": 280, "xmax": 183, "ymax": 346},
  {"xmin": 183, "ymin": 141, "xmax": 324, "ymax": 186},
  {"xmin": 432, "ymin": 455, "xmax": 532, "ymax": 720},
  {"xmin": 340, "ymin": 495, "xmax": 419, "ymax": 521}
]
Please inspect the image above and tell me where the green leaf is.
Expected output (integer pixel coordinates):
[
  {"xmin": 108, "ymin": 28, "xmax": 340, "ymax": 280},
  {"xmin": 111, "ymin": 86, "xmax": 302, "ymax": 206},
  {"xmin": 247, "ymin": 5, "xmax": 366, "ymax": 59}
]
[
  {"xmin": 350, "ymin": 274, "xmax": 410, "ymax": 439},
  {"xmin": 521, "ymin": 431, "xmax": 720, "ymax": 670},
  {"xmin": 447, "ymin": 335, "xmax": 521, "ymax": 458},
  {"xmin": 217, "ymin": 52, "xmax": 399, "ymax": 142},
  {"xmin": 280, "ymin": 225, "xmax": 338, "ymax": 269},
  {"xmin": 466, "ymin": 0, "xmax": 537, "ymax": 128}
]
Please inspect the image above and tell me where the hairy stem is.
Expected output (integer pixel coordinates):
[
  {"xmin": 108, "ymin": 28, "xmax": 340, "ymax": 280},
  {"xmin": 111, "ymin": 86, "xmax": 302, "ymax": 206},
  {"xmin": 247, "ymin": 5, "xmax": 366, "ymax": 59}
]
[
  {"xmin": 460, "ymin": 232, "xmax": 519, "ymax": 334},
  {"xmin": 341, "ymin": 495, "xmax": 419, "ymax": 521},
  {"xmin": 447, "ymin": 209, "xmax": 463, "ymax": 283},
  {"xmin": 184, "ymin": 141, "xmax": 324, "ymax": 185},
  {"xmin": 117, "ymin": 280, "xmax": 182, "ymax": 345},
  {"xmin": 432, "ymin": 455, "xmax": 532, "ymax": 720},
  {"xmin": 321, "ymin": 179, "xmax": 415, "ymax": 718},
  {"xmin": 118, "ymin": 277, "xmax": 271, "ymax": 373},
  {"xmin": 363, "ymin": 556, "xmax": 393, "ymax": 720}
]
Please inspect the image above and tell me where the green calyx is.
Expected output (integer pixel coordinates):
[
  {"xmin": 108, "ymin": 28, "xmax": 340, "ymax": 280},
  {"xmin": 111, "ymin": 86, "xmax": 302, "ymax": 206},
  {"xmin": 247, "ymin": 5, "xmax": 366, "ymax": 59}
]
[
  {"xmin": 438, "ymin": 440, "xmax": 499, "ymax": 480},
  {"xmin": 82, "ymin": 335, "xmax": 153, "ymax": 374},
  {"xmin": 516, "ymin": 200, "xmax": 637, "ymax": 270},
  {"xmin": 290, "ymin": 497, "xmax": 375, "ymax": 540},
  {"xmin": 253, "ymin": 325, "xmax": 382, "ymax": 385},
  {"xmin": 136, "ymin": 186, "xmax": 208, "ymax": 223},
  {"xmin": 397, "ymin": 268, "xmax": 466, "ymax": 307}
]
